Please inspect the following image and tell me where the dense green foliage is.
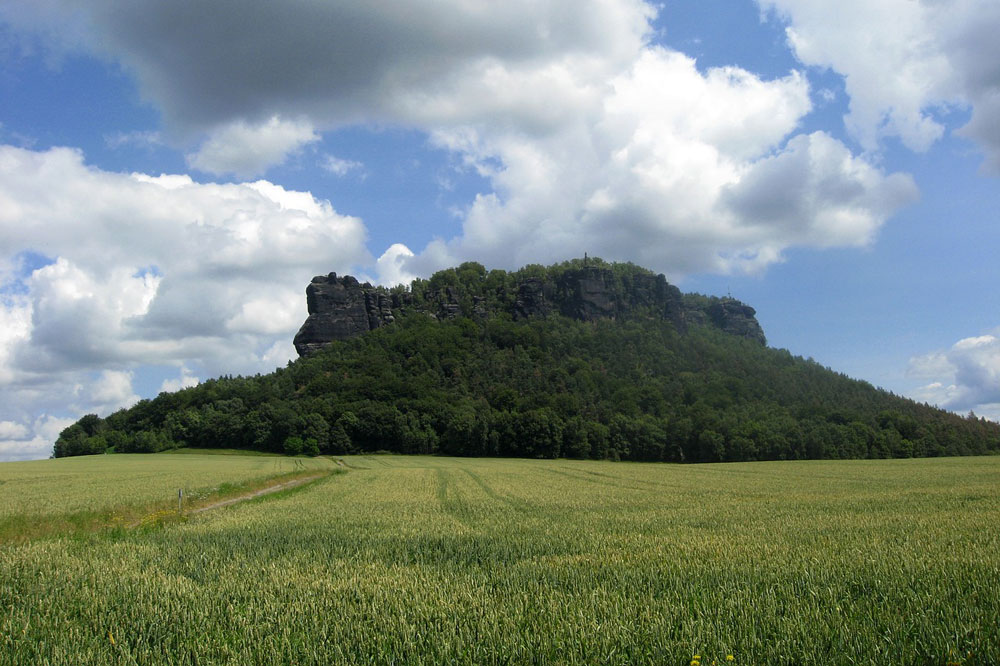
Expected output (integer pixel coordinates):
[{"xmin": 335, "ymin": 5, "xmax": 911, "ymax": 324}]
[
  {"xmin": 56, "ymin": 322, "xmax": 1000, "ymax": 462},
  {"xmin": 404, "ymin": 256, "xmax": 670, "ymax": 315},
  {"xmin": 54, "ymin": 260, "xmax": 1000, "ymax": 461},
  {"xmin": 3, "ymin": 455, "xmax": 999, "ymax": 664}
]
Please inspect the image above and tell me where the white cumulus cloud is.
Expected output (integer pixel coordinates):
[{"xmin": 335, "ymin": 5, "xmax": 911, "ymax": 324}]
[
  {"xmin": 908, "ymin": 331, "xmax": 1000, "ymax": 420},
  {"xmin": 375, "ymin": 243, "xmax": 417, "ymax": 287},
  {"xmin": 74, "ymin": 369, "xmax": 140, "ymax": 415},
  {"xmin": 0, "ymin": 415, "xmax": 75, "ymax": 462},
  {"xmin": 320, "ymin": 155, "xmax": 364, "ymax": 177},
  {"xmin": 0, "ymin": 420, "xmax": 30, "ymax": 440},
  {"xmin": 760, "ymin": 0, "xmax": 1000, "ymax": 169},
  {"xmin": 0, "ymin": 144, "xmax": 370, "ymax": 459},
  {"xmin": 187, "ymin": 116, "xmax": 320, "ymax": 178},
  {"xmin": 402, "ymin": 48, "xmax": 916, "ymax": 277},
  {"xmin": 2, "ymin": 1, "xmax": 922, "ymax": 278},
  {"xmin": 159, "ymin": 366, "xmax": 200, "ymax": 394}
]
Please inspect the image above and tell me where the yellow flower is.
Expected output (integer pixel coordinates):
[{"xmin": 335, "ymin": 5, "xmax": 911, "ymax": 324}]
[{"xmin": 726, "ymin": 656, "xmax": 735, "ymax": 662}]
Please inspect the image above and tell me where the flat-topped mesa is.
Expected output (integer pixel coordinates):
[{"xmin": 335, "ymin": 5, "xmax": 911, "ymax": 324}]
[{"xmin": 293, "ymin": 264, "xmax": 765, "ymax": 356}]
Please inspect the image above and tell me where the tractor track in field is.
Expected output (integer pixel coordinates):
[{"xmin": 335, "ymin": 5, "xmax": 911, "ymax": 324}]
[
  {"xmin": 126, "ymin": 472, "xmax": 332, "ymax": 528},
  {"xmin": 188, "ymin": 473, "xmax": 328, "ymax": 515}
]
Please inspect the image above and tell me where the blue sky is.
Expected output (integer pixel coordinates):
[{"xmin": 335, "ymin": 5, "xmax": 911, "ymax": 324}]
[{"xmin": 1, "ymin": 0, "xmax": 998, "ymax": 460}]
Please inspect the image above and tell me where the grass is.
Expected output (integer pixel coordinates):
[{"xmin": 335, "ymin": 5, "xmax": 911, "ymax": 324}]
[
  {"xmin": 0, "ymin": 453, "xmax": 336, "ymax": 542},
  {"xmin": 158, "ymin": 447, "xmax": 286, "ymax": 456},
  {"xmin": 1, "ymin": 455, "xmax": 998, "ymax": 664}
]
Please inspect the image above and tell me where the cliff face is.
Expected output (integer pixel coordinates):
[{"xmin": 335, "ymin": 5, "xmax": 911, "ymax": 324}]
[
  {"xmin": 293, "ymin": 264, "xmax": 765, "ymax": 356},
  {"xmin": 511, "ymin": 267, "xmax": 685, "ymax": 327},
  {"xmin": 294, "ymin": 274, "xmax": 404, "ymax": 356},
  {"xmin": 707, "ymin": 299, "xmax": 766, "ymax": 343}
]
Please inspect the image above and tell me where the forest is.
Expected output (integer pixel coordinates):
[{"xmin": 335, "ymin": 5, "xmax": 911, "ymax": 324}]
[{"xmin": 54, "ymin": 260, "xmax": 1000, "ymax": 462}]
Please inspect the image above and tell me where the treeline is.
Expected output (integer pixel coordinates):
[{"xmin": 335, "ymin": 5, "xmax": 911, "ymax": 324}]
[
  {"xmin": 55, "ymin": 311, "xmax": 1000, "ymax": 461},
  {"xmin": 399, "ymin": 256, "xmax": 662, "ymax": 311}
]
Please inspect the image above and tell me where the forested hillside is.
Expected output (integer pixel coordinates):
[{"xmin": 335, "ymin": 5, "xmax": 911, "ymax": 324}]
[{"xmin": 55, "ymin": 259, "xmax": 1000, "ymax": 461}]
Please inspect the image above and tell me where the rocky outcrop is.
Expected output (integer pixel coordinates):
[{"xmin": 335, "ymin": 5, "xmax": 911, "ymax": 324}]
[
  {"xmin": 706, "ymin": 299, "xmax": 767, "ymax": 345},
  {"xmin": 293, "ymin": 273, "xmax": 400, "ymax": 356},
  {"xmin": 512, "ymin": 278, "xmax": 554, "ymax": 320},
  {"xmin": 293, "ymin": 263, "xmax": 764, "ymax": 355},
  {"xmin": 556, "ymin": 268, "xmax": 616, "ymax": 320},
  {"xmin": 553, "ymin": 267, "xmax": 687, "ymax": 332}
]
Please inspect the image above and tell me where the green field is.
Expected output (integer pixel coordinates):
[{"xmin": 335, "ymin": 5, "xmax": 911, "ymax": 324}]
[
  {"xmin": 1, "ymin": 455, "xmax": 998, "ymax": 665},
  {"xmin": 0, "ymin": 453, "xmax": 334, "ymax": 539}
]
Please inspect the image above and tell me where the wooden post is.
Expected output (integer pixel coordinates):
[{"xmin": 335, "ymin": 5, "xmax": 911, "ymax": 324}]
[{"xmin": 178, "ymin": 488, "xmax": 183, "ymax": 514}]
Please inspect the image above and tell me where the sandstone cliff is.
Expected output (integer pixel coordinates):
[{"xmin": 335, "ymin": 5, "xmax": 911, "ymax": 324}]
[{"xmin": 293, "ymin": 263, "xmax": 765, "ymax": 356}]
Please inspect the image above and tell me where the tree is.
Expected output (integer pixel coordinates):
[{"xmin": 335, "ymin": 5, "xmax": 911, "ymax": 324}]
[
  {"xmin": 562, "ymin": 417, "xmax": 592, "ymax": 459},
  {"xmin": 441, "ymin": 409, "xmax": 476, "ymax": 456},
  {"xmin": 283, "ymin": 436, "xmax": 304, "ymax": 456},
  {"xmin": 512, "ymin": 408, "xmax": 563, "ymax": 458},
  {"xmin": 77, "ymin": 414, "xmax": 103, "ymax": 436},
  {"xmin": 697, "ymin": 430, "xmax": 726, "ymax": 463},
  {"xmin": 302, "ymin": 438, "xmax": 321, "ymax": 457},
  {"xmin": 54, "ymin": 424, "xmax": 104, "ymax": 457},
  {"xmin": 328, "ymin": 421, "xmax": 353, "ymax": 454},
  {"xmin": 298, "ymin": 413, "xmax": 329, "ymax": 451}
]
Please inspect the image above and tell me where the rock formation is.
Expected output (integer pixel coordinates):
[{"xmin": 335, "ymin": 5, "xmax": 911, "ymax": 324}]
[
  {"xmin": 293, "ymin": 274, "xmax": 399, "ymax": 356},
  {"xmin": 293, "ymin": 263, "xmax": 765, "ymax": 356},
  {"xmin": 707, "ymin": 299, "xmax": 766, "ymax": 344}
]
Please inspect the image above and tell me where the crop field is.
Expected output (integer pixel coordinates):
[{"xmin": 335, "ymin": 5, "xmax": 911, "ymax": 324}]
[
  {"xmin": 0, "ymin": 452, "xmax": 334, "ymax": 539},
  {"xmin": 1, "ymin": 455, "xmax": 998, "ymax": 665}
]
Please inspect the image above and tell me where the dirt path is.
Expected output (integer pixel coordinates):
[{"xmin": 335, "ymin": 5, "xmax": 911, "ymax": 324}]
[{"xmin": 188, "ymin": 473, "xmax": 327, "ymax": 515}]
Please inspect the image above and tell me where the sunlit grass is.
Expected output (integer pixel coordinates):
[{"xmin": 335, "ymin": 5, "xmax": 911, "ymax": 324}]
[
  {"xmin": 0, "ymin": 453, "xmax": 335, "ymax": 541},
  {"xmin": 1, "ymin": 455, "xmax": 998, "ymax": 664}
]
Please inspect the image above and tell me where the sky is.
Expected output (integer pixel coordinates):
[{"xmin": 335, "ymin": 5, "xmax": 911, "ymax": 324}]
[{"xmin": 1, "ymin": 0, "xmax": 998, "ymax": 461}]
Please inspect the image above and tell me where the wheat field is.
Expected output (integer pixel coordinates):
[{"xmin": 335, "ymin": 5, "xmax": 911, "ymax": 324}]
[
  {"xmin": 0, "ymin": 453, "xmax": 334, "ymax": 539},
  {"xmin": 1, "ymin": 454, "xmax": 998, "ymax": 664}
]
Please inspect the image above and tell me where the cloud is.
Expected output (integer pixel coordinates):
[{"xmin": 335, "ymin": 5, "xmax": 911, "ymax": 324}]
[
  {"xmin": 401, "ymin": 49, "xmax": 916, "ymax": 277},
  {"xmin": 4, "ymin": 1, "xmax": 919, "ymax": 278},
  {"xmin": 159, "ymin": 366, "xmax": 199, "ymax": 394},
  {"xmin": 0, "ymin": 145, "xmax": 368, "ymax": 364},
  {"xmin": 0, "ymin": 294, "xmax": 31, "ymax": 385},
  {"xmin": 759, "ymin": 0, "xmax": 1000, "ymax": 168},
  {"xmin": 721, "ymin": 132, "xmax": 918, "ymax": 251},
  {"xmin": 0, "ymin": 415, "xmax": 75, "ymax": 462},
  {"xmin": 187, "ymin": 116, "xmax": 320, "ymax": 177},
  {"xmin": 0, "ymin": 420, "xmax": 29, "ymax": 440},
  {"xmin": 0, "ymin": 143, "xmax": 370, "ymax": 459},
  {"xmin": 104, "ymin": 130, "xmax": 164, "ymax": 151},
  {"xmin": 260, "ymin": 339, "xmax": 296, "ymax": 369},
  {"xmin": 957, "ymin": 91, "xmax": 1000, "ymax": 173},
  {"xmin": 374, "ymin": 243, "xmax": 417, "ymax": 287},
  {"xmin": 908, "ymin": 331, "xmax": 1000, "ymax": 419},
  {"xmin": 936, "ymin": 0, "xmax": 1000, "ymax": 173},
  {"xmin": 22, "ymin": 258, "xmax": 159, "ymax": 371},
  {"xmin": 320, "ymin": 154, "xmax": 364, "ymax": 177},
  {"xmin": 226, "ymin": 291, "xmax": 304, "ymax": 335},
  {"xmin": 75, "ymin": 369, "xmax": 140, "ymax": 414},
  {"xmin": 1, "ymin": 0, "xmax": 652, "ymax": 132}
]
